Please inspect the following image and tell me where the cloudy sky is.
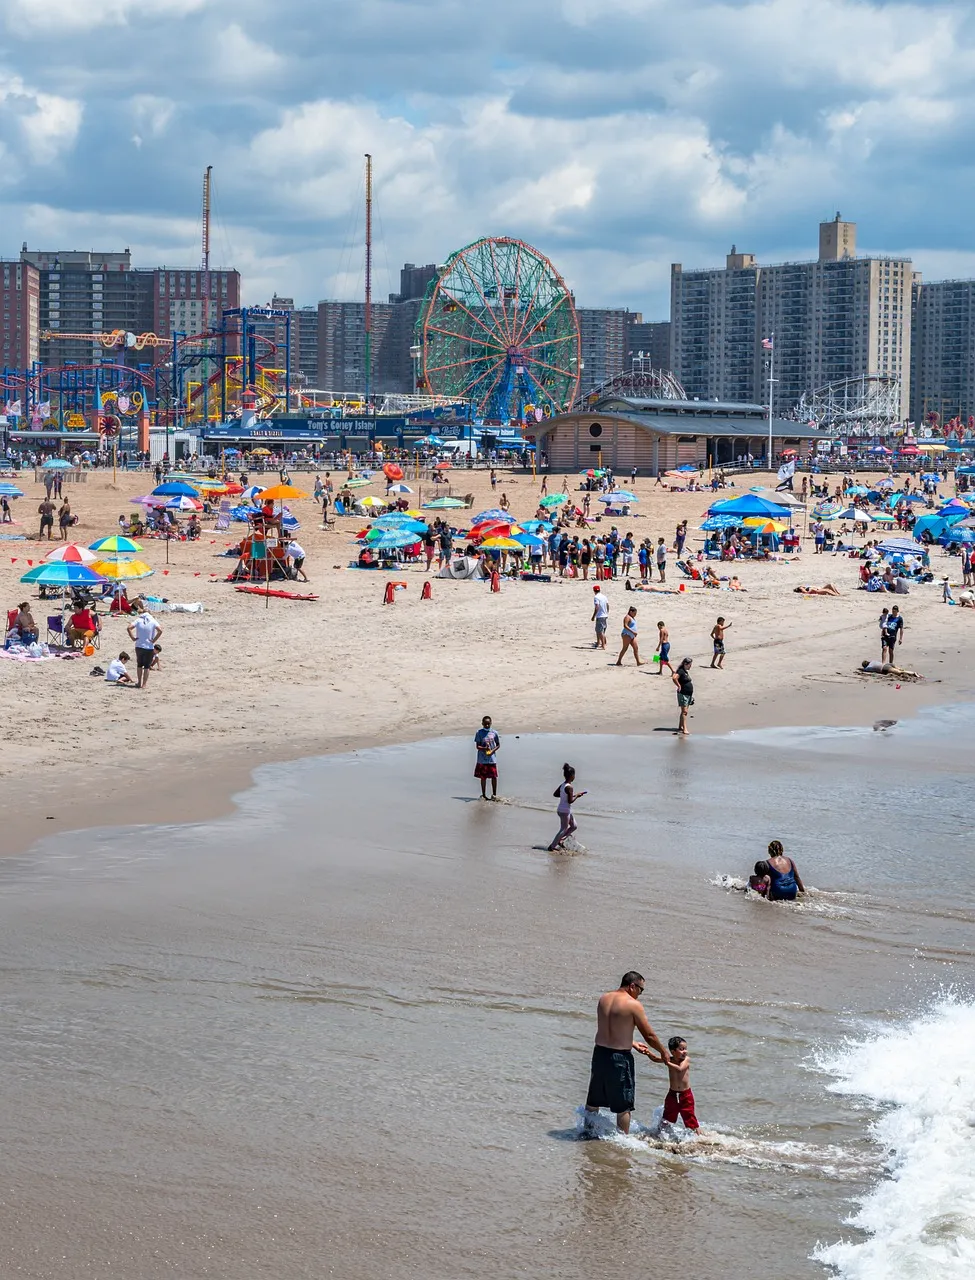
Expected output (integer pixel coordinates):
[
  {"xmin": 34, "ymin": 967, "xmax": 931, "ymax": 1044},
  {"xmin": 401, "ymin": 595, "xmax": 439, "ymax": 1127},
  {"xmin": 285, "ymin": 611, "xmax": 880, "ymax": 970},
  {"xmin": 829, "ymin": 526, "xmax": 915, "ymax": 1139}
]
[{"xmin": 2, "ymin": 0, "xmax": 974, "ymax": 316}]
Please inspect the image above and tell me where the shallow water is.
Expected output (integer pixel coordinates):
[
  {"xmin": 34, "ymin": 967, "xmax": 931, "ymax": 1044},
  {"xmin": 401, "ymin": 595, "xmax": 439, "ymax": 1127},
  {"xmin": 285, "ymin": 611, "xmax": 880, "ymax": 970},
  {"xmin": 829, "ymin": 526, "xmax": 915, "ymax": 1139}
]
[{"xmin": 1, "ymin": 709, "xmax": 973, "ymax": 1278}]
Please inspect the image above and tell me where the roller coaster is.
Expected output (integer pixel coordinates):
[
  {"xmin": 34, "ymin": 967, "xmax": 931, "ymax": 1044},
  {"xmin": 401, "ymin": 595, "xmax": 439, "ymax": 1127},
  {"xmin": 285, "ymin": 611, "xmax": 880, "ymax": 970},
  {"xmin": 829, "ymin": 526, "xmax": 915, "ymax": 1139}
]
[{"xmin": 0, "ymin": 306, "xmax": 295, "ymax": 444}]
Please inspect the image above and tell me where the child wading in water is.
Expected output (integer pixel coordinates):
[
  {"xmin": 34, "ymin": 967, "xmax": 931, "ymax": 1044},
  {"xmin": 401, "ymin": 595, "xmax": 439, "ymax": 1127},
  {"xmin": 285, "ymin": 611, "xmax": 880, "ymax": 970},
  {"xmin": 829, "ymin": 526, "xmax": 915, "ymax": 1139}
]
[
  {"xmin": 638, "ymin": 1035, "xmax": 699, "ymax": 1131},
  {"xmin": 548, "ymin": 763, "xmax": 586, "ymax": 851}
]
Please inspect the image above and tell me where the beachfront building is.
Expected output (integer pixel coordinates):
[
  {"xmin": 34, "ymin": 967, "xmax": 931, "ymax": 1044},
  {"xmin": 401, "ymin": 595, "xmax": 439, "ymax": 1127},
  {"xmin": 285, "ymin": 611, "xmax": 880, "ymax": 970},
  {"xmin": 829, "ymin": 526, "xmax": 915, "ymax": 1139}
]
[
  {"xmin": 910, "ymin": 278, "xmax": 975, "ymax": 427},
  {"xmin": 625, "ymin": 319, "xmax": 670, "ymax": 369},
  {"xmin": 670, "ymin": 217, "xmax": 914, "ymax": 421},
  {"xmin": 535, "ymin": 394, "xmax": 830, "ymax": 473}
]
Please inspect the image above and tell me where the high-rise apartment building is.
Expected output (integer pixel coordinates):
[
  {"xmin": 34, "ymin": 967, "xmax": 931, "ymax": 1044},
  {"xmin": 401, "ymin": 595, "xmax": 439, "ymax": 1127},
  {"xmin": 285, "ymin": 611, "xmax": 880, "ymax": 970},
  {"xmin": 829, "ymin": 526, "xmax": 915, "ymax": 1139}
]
[
  {"xmin": 389, "ymin": 263, "xmax": 437, "ymax": 304},
  {"xmin": 19, "ymin": 246, "xmax": 240, "ymax": 370},
  {"xmin": 671, "ymin": 218, "xmax": 913, "ymax": 420},
  {"xmin": 910, "ymin": 279, "xmax": 975, "ymax": 426},
  {"xmin": 317, "ymin": 300, "xmax": 401, "ymax": 394},
  {"xmin": 576, "ymin": 307, "xmax": 641, "ymax": 395},
  {"xmin": 0, "ymin": 259, "xmax": 40, "ymax": 368},
  {"xmin": 295, "ymin": 306, "xmax": 319, "ymax": 385},
  {"xmin": 625, "ymin": 320, "xmax": 671, "ymax": 370}
]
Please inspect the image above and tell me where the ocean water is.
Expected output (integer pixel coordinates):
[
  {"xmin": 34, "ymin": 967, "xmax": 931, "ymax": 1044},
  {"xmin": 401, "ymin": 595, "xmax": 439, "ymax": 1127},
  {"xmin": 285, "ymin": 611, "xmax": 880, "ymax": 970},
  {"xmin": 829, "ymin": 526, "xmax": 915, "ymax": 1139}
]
[{"xmin": 0, "ymin": 710, "xmax": 973, "ymax": 1278}]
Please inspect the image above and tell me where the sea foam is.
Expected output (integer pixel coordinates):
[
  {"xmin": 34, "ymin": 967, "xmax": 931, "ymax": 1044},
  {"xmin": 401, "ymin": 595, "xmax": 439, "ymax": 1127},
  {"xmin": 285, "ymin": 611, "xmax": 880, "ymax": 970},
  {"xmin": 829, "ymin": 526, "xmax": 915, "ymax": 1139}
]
[{"xmin": 814, "ymin": 998, "xmax": 975, "ymax": 1278}]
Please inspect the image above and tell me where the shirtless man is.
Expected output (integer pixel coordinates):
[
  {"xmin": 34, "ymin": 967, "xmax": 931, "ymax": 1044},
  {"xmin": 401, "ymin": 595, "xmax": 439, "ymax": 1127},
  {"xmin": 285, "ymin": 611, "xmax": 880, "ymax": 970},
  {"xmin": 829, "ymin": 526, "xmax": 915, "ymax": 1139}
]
[
  {"xmin": 584, "ymin": 971, "xmax": 670, "ymax": 1134},
  {"xmin": 654, "ymin": 620, "xmax": 674, "ymax": 676}
]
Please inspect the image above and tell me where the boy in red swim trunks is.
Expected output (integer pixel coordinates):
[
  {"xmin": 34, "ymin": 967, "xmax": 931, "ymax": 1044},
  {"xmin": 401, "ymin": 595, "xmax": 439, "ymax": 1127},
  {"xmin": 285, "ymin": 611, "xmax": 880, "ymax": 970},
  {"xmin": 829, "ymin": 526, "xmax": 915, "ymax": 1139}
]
[{"xmin": 639, "ymin": 1035, "xmax": 699, "ymax": 1130}]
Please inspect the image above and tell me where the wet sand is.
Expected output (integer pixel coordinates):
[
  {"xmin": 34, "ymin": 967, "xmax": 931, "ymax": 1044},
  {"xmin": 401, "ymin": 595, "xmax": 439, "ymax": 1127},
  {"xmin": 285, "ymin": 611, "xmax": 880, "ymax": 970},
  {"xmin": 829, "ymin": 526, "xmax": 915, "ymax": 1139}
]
[{"xmin": 1, "ymin": 713, "xmax": 973, "ymax": 1278}]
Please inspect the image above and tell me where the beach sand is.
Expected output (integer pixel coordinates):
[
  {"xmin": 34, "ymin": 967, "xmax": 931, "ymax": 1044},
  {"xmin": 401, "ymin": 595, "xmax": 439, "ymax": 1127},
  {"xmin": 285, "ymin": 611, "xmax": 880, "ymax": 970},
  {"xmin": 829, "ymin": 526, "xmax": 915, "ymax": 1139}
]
[{"xmin": 0, "ymin": 464, "xmax": 966, "ymax": 852}]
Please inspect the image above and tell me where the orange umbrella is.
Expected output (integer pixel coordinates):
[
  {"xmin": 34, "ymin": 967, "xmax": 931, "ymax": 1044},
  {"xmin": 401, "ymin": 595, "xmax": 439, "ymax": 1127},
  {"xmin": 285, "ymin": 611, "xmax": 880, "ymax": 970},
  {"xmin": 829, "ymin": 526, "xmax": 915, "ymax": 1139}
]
[
  {"xmin": 383, "ymin": 463, "xmax": 404, "ymax": 481},
  {"xmin": 256, "ymin": 484, "xmax": 308, "ymax": 501},
  {"xmin": 434, "ymin": 461, "xmax": 452, "ymax": 470}
]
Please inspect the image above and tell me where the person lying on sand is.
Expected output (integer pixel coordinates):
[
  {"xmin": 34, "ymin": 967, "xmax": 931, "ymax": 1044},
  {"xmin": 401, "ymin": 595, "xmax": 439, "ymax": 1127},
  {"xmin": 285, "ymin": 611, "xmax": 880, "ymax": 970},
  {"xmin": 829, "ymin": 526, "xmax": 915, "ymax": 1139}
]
[
  {"xmin": 859, "ymin": 659, "xmax": 921, "ymax": 679},
  {"xmin": 729, "ymin": 576, "xmax": 745, "ymax": 591},
  {"xmin": 794, "ymin": 584, "xmax": 841, "ymax": 596}
]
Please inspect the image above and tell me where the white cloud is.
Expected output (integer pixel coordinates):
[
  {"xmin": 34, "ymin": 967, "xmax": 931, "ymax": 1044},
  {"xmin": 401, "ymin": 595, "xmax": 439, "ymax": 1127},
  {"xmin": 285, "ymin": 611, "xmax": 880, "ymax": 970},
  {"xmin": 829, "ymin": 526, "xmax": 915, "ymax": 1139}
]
[
  {"xmin": 7, "ymin": 0, "xmax": 204, "ymax": 33},
  {"xmin": 0, "ymin": 71, "xmax": 81, "ymax": 166}
]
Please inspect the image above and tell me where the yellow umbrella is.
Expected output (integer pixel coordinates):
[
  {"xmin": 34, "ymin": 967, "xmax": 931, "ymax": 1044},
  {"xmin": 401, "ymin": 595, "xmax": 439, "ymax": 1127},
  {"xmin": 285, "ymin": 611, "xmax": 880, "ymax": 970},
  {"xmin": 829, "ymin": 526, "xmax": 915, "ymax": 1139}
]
[
  {"xmin": 742, "ymin": 518, "xmax": 788, "ymax": 533},
  {"xmin": 251, "ymin": 448, "xmax": 272, "ymax": 457},
  {"xmin": 359, "ymin": 495, "xmax": 386, "ymax": 508},
  {"xmin": 90, "ymin": 559, "xmax": 154, "ymax": 580},
  {"xmin": 257, "ymin": 484, "xmax": 308, "ymax": 501},
  {"xmin": 192, "ymin": 479, "xmax": 229, "ymax": 493},
  {"xmin": 479, "ymin": 536, "xmax": 525, "ymax": 550}
]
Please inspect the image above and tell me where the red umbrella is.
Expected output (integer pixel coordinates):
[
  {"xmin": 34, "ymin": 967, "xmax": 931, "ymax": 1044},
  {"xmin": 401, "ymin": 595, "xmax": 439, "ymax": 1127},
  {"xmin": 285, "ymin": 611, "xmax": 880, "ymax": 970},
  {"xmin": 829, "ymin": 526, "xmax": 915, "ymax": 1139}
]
[
  {"xmin": 434, "ymin": 461, "xmax": 452, "ymax": 469},
  {"xmin": 383, "ymin": 463, "xmax": 405, "ymax": 481}
]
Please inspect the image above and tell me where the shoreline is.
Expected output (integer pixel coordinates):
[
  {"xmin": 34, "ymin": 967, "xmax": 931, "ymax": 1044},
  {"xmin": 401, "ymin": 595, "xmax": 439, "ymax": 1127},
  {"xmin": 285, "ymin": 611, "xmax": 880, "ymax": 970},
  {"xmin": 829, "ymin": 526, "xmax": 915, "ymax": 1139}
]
[{"xmin": 2, "ymin": 663, "xmax": 962, "ymax": 861}]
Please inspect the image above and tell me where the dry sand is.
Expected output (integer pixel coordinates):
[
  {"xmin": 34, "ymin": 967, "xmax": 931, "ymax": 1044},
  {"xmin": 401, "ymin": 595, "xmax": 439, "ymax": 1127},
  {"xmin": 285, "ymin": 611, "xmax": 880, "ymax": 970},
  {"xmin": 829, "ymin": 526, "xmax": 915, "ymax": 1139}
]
[{"xmin": 0, "ymin": 463, "xmax": 968, "ymax": 853}]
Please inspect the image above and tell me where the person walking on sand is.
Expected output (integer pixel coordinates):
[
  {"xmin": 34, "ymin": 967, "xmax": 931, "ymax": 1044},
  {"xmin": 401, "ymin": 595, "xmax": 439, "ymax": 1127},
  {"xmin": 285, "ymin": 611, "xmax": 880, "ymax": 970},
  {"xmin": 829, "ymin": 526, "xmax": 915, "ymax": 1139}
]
[
  {"xmin": 127, "ymin": 607, "xmax": 162, "ymax": 690},
  {"xmin": 473, "ymin": 715, "xmax": 501, "ymax": 799},
  {"xmin": 591, "ymin": 584, "xmax": 609, "ymax": 649},
  {"xmin": 540, "ymin": 474, "xmax": 548, "ymax": 497},
  {"xmin": 655, "ymin": 537, "xmax": 668, "ymax": 583},
  {"xmin": 710, "ymin": 616, "xmax": 731, "ymax": 668},
  {"xmin": 37, "ymin": 496, "xmax": 55, "ymax": 540},
  {"xmin": 882, "ymin": 605, "xmax": 904, "ymax": 664},
  {"xmin": 548, "ymin": 763, "xmax": 585, "ymax": 851},
  {"xmin": 655, "ymin": 620, "xmax": 674, "ymax": 676},
  {"xmin": 584, "ymin": 971, "xmax": 671, "ymax": 1135},
  {"xmin": 673, "ymin": 657, "xmax": 694, "ymax": 735},
  {"xmin": 616, "ymin": 606, "xmax": 643, "ymax": 666}
]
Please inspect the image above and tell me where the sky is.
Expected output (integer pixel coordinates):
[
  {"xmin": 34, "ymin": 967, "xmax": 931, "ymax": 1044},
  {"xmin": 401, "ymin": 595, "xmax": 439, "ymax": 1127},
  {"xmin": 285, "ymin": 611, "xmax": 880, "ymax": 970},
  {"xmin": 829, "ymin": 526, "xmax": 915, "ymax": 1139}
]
[{"xmin": 2, "ymin": 0, "xmax": 975, "ymax": 316}]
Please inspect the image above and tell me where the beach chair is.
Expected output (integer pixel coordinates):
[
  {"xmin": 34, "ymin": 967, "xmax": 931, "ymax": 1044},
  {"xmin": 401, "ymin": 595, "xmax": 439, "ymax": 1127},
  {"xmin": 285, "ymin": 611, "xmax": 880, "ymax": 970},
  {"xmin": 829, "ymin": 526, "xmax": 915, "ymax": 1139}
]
[
  {"xmin": 334, "ymin": 499, "xmax": 346, "ymax": 516},
  {"xmin": 4, "ymin": 608, "xmax": 18, "ymax": 647},
  {"xmin": 46, "ymin": 615, "xmax": 66, "ymax": 646},
  {"xmin": 214, "ymin": 500, "xmax": 232, "ymax": 532}
]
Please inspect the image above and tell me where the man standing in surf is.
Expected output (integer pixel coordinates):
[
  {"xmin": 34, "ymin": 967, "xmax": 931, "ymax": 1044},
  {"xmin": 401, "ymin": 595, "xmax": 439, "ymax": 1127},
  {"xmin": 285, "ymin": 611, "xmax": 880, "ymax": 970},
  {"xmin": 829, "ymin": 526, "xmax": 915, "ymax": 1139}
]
[{"xmin": 584, "ymin": 972, "xmax": 671, "ymax": 1134}]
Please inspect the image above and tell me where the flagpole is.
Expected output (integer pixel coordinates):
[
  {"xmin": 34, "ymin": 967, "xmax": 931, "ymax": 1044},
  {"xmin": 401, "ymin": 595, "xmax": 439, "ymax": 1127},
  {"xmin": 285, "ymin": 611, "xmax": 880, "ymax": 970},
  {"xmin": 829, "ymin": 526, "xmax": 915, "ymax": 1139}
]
[{"xmin": 767, "ymin": 333, "xmax": 775, "ymax": 473}]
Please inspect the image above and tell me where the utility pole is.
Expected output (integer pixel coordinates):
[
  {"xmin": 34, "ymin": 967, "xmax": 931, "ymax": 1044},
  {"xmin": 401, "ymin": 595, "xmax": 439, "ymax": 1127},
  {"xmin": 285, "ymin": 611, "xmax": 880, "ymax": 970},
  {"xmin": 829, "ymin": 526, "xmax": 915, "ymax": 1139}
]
[
  {"xmin": 364, "ymin": 153, "xmax": 372, "ymax": 422},
  {"xmin": 766, "ymin": 333, "xmax": 776, "ymax": 469}
]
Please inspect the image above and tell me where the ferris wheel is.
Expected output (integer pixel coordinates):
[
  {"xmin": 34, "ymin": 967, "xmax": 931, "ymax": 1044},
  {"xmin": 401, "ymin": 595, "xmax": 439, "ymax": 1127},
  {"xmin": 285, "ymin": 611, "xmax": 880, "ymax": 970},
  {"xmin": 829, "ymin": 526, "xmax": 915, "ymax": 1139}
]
[{"xmin": 415, "ymin": 237, "xmax": 581, "ymax": 423}]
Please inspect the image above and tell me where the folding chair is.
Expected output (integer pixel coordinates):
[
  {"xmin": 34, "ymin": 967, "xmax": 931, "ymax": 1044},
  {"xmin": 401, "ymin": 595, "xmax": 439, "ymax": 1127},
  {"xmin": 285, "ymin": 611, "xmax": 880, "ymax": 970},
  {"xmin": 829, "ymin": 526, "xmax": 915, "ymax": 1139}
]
[
  {"xmin": 46, "ymin": 615, "xmax": 66, "ymax": 646},
  {"xmin": 334, "ymin": 499, "xmax": 346, "ymax": 516},
  {"xmin": 4, "ymin": 608, "xmax": 18, "ymax": 647}
]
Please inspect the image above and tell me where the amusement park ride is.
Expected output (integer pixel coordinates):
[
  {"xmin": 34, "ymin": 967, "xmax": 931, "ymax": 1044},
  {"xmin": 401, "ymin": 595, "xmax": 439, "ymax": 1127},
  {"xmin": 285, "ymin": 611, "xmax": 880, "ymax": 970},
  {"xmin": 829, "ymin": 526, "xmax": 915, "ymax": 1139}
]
[{"xmin": 0, "ymin": 159, "xmax": 590, "ymax": 449}]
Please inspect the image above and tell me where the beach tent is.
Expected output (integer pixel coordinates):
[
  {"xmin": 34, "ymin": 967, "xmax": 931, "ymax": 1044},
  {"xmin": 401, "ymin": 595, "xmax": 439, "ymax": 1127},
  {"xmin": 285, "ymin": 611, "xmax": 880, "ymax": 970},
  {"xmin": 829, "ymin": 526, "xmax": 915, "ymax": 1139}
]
[
  {"xmin": 876, "ymin": 537, "xmax": 925, "ymax": 555},
  {"xmin": 437, "ymin": 555, "xmax": 483, "ymax": 579},
  {"xmin": 709, "ymin": 494, "xmax": 792, "ymax": 518}
]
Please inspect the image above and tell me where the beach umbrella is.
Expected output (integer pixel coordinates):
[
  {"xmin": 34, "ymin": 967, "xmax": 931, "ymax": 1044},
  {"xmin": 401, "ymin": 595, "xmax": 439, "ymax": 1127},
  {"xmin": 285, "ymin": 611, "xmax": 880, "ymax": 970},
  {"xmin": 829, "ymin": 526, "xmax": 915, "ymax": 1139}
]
[
  {"xmin": 599, "ymin": 490, "xmax": 638, "ymax": 503},
  {"xmin": 131, "ymin": 495, "xmax": 169, "ymax": 508},
  {"xmin": 90, "ymin": 534, "xmax": 143, "ymax": 554},
  {"xmin": 520, "ymin": 519, "xmax": 553, "ymax": 533},
  {"xmin": 240, "ymin": 485, "xmax": 266, "ymax": 502},
  {"xmin": 423, "ymin": 496, "xmax": 466, "ymax": 509},
  {"xmin": 472, "ymin": 509, "xmax": 509, "ymax": 524},
  {"xmin": 151, "ymin": 482, "xmax": 199, "ymax": 498},
  {"xmin": 750, "ymin": 487, "xmax": 805, "ymax": 507},
  {"xmin": 742, "ymin": 518, "xmax": 788, "ymax": 533},
  {"xmin": 876, "ymin": 477, "xmax": 896, "ymax": 490},
  {"xmin": 358, "ymin": 495, "xmax": 387, "ymax": 508},
  {"xmin": 164, "ymin": 472, "xmax": 199, "ymax": 482},
  {"xmin": 41, "ymin": 458, "xmax": 74, "ymax": 470},
  {"xmin": 512, "ymin": 531, "xmax": 545, "ymax": 548},
  {"xmin": 164, "ymin": 496, "xmax": 203, "ymax": 511},
  {"xmin": 710, "ymin": 494, "xmax": 791, "ymax": 518},
  {"xmin": 358, "ymin": 529, "xmax": 419, "ymax": 550},
  {"xmin": 538, "ymin": 493, "xmax": 568, "ymax": 508},
  {"xmin": 700, "ymin": 515, "xmax": 740, "ymax": 531},
  {"xmin": 256, "ymin": 484, "xmax": 308, "ymax": 502},
  {"xmin": 90, "ymin": 558, "xmax": 154, "ymax": 580},
  {"xmin": 434, "ymin": 460, "xmax": 452, "ymax": 470},
  {"xmin": 370, "ymin": 512, "xmax": 427, "ymax": 526},
  {"xmin": 920, "ymin": 472, "xmax": 942, "ymax": 481},
  {"xmin": 344, "ymin": 477, "xmax": 371, "ymax": 489},
  {"xmin": 383, "ymin": 463, "xmax": 405, "ymax": 481},
  {"xmin": 943, "ymin": 527, "xmax": 975, "ymax": 544},
  {"xmin": 251, "ymin": 447, "xmax": 272, "ymax": 457},
  {"xmin": 20, "ymin": 561, "xmax": 107, "ymax": 586},
  {"xmin": 478, "ymin": 536, "xmax": 525, "ymax": 550},
  {"xmin": 386, "ymin": 483, "xmax": 413, "ymax": 494},
  {"xmin": 0, "ymin": 484, "xmax": 23, "ymax": 497},
  {"xmin": 45, "ymin": 542, "xmax": 98, "ymax": 564},
  {"xmin": 90, "ymin": 534, "xmax": 144, "ymax": 554},
  {"xmin": 845, "ymin": 485, "xmax": 870, "ymax": 496},
  {"xmin": 191, "ymin": 480, "xmax": 229, "ymax": 494}
]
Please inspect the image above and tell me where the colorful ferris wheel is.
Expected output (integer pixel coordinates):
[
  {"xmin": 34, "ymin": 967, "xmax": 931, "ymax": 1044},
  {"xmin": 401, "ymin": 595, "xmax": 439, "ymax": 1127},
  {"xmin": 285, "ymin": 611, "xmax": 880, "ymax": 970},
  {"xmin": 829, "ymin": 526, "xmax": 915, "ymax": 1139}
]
[{"xmin": 415, "ymin": 237, "xmax": 581, "ymax": 423}]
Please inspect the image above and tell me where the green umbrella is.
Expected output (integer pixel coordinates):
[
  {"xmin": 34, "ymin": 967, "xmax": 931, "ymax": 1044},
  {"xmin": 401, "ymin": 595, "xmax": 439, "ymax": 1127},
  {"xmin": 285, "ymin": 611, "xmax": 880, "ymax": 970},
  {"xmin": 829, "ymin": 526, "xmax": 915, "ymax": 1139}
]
[
  {"xmin": 539, "ymin": 494, "xmax": 569, "ymax": 508},
  {"xmin": 422, "ymin": 497, "xmax": 466, "ymax": 509}
]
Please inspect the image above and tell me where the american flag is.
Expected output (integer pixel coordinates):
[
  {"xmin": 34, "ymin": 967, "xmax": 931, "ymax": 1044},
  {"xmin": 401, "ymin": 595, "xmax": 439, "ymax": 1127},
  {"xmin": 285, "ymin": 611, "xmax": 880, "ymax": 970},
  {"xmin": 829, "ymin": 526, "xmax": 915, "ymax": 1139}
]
[{"xmin": 762, "ymin": 337, "xmax": 774, "ymax": 350}]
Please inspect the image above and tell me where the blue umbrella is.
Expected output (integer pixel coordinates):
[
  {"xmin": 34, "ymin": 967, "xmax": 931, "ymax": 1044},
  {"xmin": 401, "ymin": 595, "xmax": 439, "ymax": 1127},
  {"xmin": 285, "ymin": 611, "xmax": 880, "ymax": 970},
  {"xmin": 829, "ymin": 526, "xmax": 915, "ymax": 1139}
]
[
  {"xmin": 41, "ymin": 458, "xmax": 74, "ymax": 470},
  {"xmin": 370, "ymin": 519, "xmax": 427, "ymax": 534},
  {"xmin": 513, "ymin": 531, "xmax": 545, "ymax": 549},
  {"xmin": 359, "ymin": 528, "xmax": 420, "ymax": 550},
  {"xmin": 921, "ymin": 472, "xmax": 941, "ymax": 481},
  {"xmin": 710, "ymin": 494, "xmax": 792, "ymax": 518},
  {"xmin": 521, "ymin": 519, "xmax": 553, "ymax": 533},
  {"xmin": 151, "ymin": 482, "xmax": 200, "ymax": 497},
  {"xmin": 701, "ymin": 515, "xmax": 740, "ymax": 531},
  {"xmin": 599, "ymin": 491, "xmax": 638, "ymax": 503},
  {"xmin": 472, "ymin": 509, "xmax": 509, "ymax": 524},
  {"xmin": 20, "ymin": 562, "xmax": 107, "ymax": 586},
  {"xmin": 0, "ymin": 485, "xmax": 23, "ymax": 497}
]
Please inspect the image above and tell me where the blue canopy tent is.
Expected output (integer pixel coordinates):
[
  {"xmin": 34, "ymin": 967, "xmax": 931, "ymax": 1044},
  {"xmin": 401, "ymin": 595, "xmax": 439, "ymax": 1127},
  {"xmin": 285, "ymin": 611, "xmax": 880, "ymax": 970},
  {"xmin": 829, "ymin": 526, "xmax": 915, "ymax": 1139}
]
[{"xmin": 710, "ymin": 494, "xmax": 792, "ymax": 518}]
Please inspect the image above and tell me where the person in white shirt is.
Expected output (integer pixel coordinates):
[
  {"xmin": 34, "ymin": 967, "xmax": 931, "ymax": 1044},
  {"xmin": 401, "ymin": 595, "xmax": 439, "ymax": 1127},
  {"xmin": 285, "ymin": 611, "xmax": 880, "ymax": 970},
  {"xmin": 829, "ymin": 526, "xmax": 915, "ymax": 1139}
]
[
  {"xmin": 591, "ymin": 585, "xmax": 609, "ymax": 650},
  {"xmin": 105, "ymin": 652, "xmax": 134, "ymax": 684},
  {"xmin": 286, "ymin": 539, "xmax": 309, "ymax": 582},
  {"xmin": 126, "ymin": 610, "xmax": 163, "ymax": 690}
]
